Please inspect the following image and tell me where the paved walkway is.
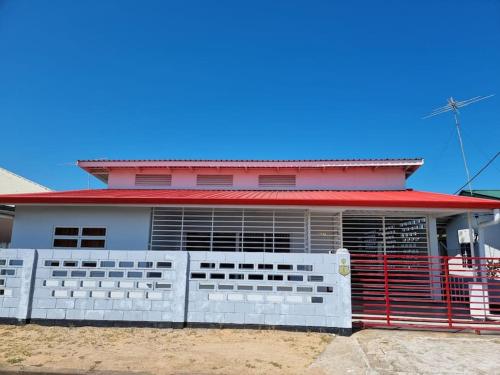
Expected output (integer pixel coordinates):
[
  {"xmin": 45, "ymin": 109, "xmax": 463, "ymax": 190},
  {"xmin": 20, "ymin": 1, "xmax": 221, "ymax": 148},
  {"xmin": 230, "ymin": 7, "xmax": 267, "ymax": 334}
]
[{"xmin": 312, "ymin": 329, "xmax": 500, "ymax": 374}]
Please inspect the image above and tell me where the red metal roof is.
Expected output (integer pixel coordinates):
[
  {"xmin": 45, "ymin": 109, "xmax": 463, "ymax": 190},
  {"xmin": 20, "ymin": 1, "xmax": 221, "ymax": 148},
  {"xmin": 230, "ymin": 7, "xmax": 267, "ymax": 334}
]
[{"xmin": 0, "ymin": 189, "xmax": 499, "ymax": 210}]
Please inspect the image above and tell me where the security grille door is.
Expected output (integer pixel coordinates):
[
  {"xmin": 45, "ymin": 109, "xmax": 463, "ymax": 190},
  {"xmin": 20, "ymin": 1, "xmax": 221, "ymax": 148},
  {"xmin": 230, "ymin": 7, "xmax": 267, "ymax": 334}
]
[{"xmin": 342, "ymin": 215, "xmax": 428, "ymax": 255}]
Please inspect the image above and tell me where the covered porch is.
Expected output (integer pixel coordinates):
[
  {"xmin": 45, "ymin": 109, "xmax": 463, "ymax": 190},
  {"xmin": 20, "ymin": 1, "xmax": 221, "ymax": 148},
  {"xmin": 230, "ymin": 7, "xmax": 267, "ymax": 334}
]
[{"xmin": 148, "ymin": 206, "xmax": 465, "ymax": 258}]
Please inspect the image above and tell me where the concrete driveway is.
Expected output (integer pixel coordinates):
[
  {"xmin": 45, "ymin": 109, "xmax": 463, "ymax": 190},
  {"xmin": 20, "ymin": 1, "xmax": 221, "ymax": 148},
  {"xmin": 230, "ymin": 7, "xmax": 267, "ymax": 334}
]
[{"xmin": 312, "ymin": 329, "xmax": 500, "ymax": 374}]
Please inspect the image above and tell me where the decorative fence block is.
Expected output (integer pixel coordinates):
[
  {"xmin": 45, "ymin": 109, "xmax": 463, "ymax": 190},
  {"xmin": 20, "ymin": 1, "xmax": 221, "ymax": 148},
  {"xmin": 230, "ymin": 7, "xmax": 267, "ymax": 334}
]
[
  {"xmin": 186, "ymin": 251, "xmax": 351, "ymax": 329},
  {"xmin": 0, "ymin": 249, "xmax": 37, "ymax": 321},
  {"xmin": 0, "ymin": 249, "xmax": 351, "ymax": 332},
  {"xmin": 31, "ymin": 250, "xmax": 188, "ymax": 323}
]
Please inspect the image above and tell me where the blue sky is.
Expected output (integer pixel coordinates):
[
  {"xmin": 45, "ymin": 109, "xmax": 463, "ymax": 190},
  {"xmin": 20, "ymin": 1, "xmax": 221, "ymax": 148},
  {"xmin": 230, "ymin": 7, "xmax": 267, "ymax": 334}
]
[{"xmin": 0, "ymin": 0, "xmax": 498, "ymax": 192}]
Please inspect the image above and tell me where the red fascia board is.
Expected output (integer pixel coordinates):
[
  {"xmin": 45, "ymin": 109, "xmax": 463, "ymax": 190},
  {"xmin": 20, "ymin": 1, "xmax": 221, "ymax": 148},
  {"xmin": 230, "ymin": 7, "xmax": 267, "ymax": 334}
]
[
  {"xmin": 0, "ymin": 189, "xmax": 499, "ymax": 210},
  {"xmin": 77, "ymin": 158, "xmax": 424, "ymax": 163},
  {"xmin": 77, "ymin": 159, "xmax": 424, "ymax": 169}
]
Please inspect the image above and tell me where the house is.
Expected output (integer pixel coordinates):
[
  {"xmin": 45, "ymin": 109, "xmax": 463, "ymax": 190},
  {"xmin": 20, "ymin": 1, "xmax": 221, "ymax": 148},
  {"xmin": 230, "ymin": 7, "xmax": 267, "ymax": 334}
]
[
  {"xmin": 445, "ymin": 190, "xmax": 500, "ymax": 258},
  {"xmin": 1, "ymin": 158, "xmax": 498, "ymax": 256},
  {"xmin": 0, "ymin": 167, "xmax": 51, "ymax": 248},
  {"xmin": 0, "ymin": 158, "xmax": 499, "ymax": 331}
]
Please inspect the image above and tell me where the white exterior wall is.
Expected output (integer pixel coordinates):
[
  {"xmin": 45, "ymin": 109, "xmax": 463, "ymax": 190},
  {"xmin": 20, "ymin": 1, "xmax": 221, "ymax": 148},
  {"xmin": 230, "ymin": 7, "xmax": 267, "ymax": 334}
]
[
  {"xmin": 10, "ymin": 206, "xmax": 151, "ymax": 250},
  {"xmin": 446, "ymin": 213, "xmax": 500, "ymax": 257},
  {"xmin": 483, "ymin": 223, "xmax": 500, "ymax": 257},
  {"xmin": 107, "ymin": 167, "xmax": 406, "ymax": 190}
]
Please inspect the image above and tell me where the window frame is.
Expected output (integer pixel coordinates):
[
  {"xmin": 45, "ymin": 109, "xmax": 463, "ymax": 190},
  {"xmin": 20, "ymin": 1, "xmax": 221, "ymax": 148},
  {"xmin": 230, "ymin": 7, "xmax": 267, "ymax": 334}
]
[{"xmin": 52, "ymin": 225, "xmax": 107, "ymax": 249}]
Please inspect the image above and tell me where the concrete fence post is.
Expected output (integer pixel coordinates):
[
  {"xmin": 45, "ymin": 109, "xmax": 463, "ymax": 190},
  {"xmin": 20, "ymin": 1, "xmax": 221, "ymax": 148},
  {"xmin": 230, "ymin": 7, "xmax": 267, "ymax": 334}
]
[
  {"xmin": 16, "ymin": 249, "xmax": 38, "ymax": 321},
  {"xmin": 335, "ymin": 248, "xmax": 352, "ymax": 333}
]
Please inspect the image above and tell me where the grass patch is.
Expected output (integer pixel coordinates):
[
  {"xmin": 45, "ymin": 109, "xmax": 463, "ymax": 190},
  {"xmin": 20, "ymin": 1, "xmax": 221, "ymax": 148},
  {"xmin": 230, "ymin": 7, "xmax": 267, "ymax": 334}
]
[
  {"xmin": 6, "ymin": 357, "xmax": 25, "ymax": 364},
  {"xmin": 269, "ymin": 361, "xmax": 282, "ymax": 368},
  {"xmin": 320, "ymin": 334, "xmax": 333, "ymax": 344}
]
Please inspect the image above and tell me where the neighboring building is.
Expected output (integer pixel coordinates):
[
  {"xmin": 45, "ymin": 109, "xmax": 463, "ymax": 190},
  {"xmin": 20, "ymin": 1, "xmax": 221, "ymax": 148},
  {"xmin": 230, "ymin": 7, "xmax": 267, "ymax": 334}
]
[
  {"xmin": 459, "ymin": 190, "xmax": 500, "ymax": 200},
  {"xmin": 0, "ymin": 158, "xmax": 498, "ymax": 256},
  {"xmin": 445, "ymin": 190, "xmax": 500, "ymax": 258},
  {"xmin": 0, "ymin": 167, "xmax": 51, "ymax": 247}
]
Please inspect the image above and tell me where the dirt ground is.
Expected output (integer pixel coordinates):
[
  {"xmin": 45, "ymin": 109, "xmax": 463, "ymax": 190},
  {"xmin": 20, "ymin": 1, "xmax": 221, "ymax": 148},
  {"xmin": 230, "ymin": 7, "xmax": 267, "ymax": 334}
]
[
  {"xmin": 0, "ymin": 324, "xmax": 331, "ymax": 375},
  {"xmin": 0, "ymin": 324, "xmax": 499, "ymax": 375}
]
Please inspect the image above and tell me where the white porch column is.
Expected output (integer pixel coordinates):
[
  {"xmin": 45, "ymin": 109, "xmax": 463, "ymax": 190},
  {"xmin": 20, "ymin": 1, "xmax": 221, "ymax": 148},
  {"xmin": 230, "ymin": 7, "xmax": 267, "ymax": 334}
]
[
  {"xmin": 428, "ymin": 216, "xmax": 442, "ymax": 300},
  {"xmin": 428, "ymin": 216, "xmax": 440, "ymax": 257},
  {"xmin": 467, "ymin": 212, "xmax": 476, "ymax": 257}
]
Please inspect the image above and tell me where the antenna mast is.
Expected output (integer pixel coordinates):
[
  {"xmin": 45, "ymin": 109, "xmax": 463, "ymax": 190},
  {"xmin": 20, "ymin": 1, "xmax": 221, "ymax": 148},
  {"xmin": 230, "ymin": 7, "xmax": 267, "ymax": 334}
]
[{"xmin": 423, "ymin": 94, "xmax": 494, "ymax": 194}]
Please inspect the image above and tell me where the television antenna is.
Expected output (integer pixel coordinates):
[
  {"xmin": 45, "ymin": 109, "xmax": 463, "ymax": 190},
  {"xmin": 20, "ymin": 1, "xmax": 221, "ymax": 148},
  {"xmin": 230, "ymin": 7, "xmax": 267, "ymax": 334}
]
[{"xmin": 423, "ymin": 94, "xmax": 494, "ymax": 193}]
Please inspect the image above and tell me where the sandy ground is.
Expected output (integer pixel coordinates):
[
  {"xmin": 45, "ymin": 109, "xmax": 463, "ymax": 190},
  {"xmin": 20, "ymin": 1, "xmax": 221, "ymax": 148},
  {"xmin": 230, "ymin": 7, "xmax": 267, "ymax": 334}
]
[
  {"xmin": 0, "ymin": 324, "xmax": 331, "ymax": 375},
  {"xmin": 0, "ymin": 324, "xmax": 499, "ymax": 374}
]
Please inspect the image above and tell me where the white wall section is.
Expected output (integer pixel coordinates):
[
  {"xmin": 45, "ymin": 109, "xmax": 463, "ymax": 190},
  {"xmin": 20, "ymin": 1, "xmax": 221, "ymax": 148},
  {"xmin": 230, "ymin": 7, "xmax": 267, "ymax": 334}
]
[{"xmin": 10, "ymin": 206, "xmax": 151, "ymax": 250}]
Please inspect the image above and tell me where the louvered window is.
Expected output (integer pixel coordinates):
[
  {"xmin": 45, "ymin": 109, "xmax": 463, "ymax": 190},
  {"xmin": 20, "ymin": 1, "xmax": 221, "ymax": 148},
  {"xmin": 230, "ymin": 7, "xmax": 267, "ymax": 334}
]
[
  {"xmin": 258, "ymin": 175, "xmax": 296, "ymax": 188},
  {"xmin": 135, "ymin": 174, "xmax": 172, "ymax": 187},
  {"xmin": 196, "ymin": 175, "xmax": 233, "ymax": 187}
]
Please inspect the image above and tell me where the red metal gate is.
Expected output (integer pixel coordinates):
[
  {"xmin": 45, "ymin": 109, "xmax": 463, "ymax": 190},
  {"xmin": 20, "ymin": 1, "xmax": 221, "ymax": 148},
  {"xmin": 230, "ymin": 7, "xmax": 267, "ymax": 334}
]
[{"xmin": 351, "ymin": 254, "xmax": 500, "ymax": 332}]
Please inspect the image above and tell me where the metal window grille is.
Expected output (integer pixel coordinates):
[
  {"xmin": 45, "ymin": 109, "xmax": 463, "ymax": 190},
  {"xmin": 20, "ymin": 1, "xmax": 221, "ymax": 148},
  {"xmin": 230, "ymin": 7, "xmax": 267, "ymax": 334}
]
[
  {"xmin": 150, "ymin": 208, "xmax": 340, "ymax": 253},
  {"xmin": 151, "ymin": 209, "xmax": 428, "ymax": 254},
  {"xmin": 258, "ymin": 175, "xmax": 296, "ymax": 188},
  {"xmin": 135, "ymin": 174, "xmax": 172, "ymax": 187},
  {"xmin": 310, "ymin": 212, "xmax": 342, "ymax": 253},
  {"xmin": 342, "ymin": 214, "xmax": 429, "ymax": 255},
  {"xmin": 196, "ymin": 175, "xmax": 234, "ymax": 187}
]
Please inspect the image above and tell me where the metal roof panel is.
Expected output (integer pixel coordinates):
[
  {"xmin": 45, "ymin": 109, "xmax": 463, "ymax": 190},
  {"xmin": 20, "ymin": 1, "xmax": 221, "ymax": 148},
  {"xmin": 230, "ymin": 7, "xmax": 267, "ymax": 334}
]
[{"xmin": 1, "ymin": 188, "xmax": 498, "ymax": 210}]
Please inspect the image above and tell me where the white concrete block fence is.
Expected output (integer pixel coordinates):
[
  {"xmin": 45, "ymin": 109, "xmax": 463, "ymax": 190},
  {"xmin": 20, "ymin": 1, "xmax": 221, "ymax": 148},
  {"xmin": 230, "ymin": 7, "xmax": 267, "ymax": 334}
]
[{"xmin": 0, "ymin": 249, "xmax": 352, "ymax": 335}]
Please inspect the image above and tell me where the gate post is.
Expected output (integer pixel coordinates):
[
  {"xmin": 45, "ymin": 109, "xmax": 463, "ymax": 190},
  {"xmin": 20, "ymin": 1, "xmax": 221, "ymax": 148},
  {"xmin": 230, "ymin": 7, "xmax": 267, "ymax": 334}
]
[
  {"xmin": 383, "ymin": 254, "xmax": 390, "ymax": 326},
  {"xmin": 336, "ymin": 248, "xmax": 352, "ymax": 334},
  {"xmin": 428, "ymin": 216, "xmax": 443, "ymax": 301},
  {"xmin": 443, "ymin": 256, "xmax": 453, "ymax": 328}
]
